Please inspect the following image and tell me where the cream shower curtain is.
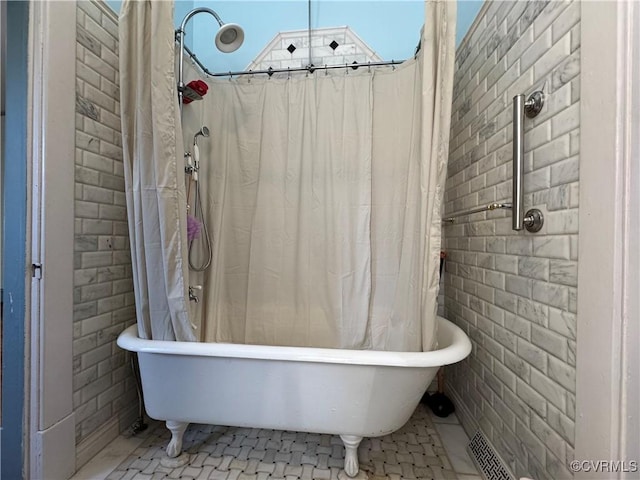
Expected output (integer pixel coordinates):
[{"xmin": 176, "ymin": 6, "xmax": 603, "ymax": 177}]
[
  {"xmin": 119, "ymin": 0, "xmax": 195, "ymax": 341},
  {"xmin": 190, "ymin": 1, "xmax": 456, "ymax": 351}
]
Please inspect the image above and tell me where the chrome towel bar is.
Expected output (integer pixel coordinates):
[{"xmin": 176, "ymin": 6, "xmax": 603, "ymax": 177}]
[{"xmin": 442, "ymin": 202, "xmax": 512, "ymax": 224}]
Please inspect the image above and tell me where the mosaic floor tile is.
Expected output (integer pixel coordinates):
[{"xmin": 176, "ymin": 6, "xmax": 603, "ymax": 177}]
[{"xmin": 109, "ymin": 404, "xmax": 458, "ymax": 480}]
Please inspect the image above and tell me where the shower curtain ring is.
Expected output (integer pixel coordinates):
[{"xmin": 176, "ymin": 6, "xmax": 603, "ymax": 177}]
[
  {"xmin": 287, "ymin": 67, "xmax": 291, "ymax": 80},
  {"xmin": 324, "ymin": 64, "xmax": 328, "ymax": 76}
]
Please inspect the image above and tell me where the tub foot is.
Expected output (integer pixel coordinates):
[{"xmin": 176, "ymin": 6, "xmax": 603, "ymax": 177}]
[
  {"xmin": 165, "ymin": 420, "xmax": 189, "ymax": 458},
  {"xmin": 160, "ymin": 452, "xmax": 189, "ymax": 468},
  {"xmin": 338, "ymin": 470, "xmax": 368, "ymax": 480},
  {"xmin": 340, "ymin": 435, "xmax": 363, "ymax": 478}
]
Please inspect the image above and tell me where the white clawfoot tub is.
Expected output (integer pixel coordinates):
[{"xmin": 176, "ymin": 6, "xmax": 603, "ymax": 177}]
[{"xmin": 117, "ymin": 316, "xmax": 471, "ymax": 477}]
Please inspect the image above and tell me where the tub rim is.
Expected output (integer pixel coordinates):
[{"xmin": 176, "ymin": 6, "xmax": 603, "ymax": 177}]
[{"xmin": 117, "ymin": 316, "xmax": 471, "ymax": 368}]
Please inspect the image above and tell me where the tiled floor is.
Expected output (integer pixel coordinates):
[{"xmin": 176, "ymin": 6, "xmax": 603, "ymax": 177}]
[
  {"xmin": 72, "ymin": 404, "xmax": 481, "ymax": 480},
  {"xmin": 430, "ymin": 416, "xmax": 481, "ymax": 480}
]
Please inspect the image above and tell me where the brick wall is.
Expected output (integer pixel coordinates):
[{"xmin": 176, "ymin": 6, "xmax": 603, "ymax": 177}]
[
  {"xmin": 441, "ymin": 1, "xmax": 580, "ymax": 479},
  {"xmin": 73, "ymin": 0, "xmax": 137, "ymax": 466}
]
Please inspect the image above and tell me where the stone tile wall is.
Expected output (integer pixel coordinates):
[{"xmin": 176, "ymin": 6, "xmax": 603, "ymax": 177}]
[
  {"xmin": 73, "ymin": 0, "xmax": 137, "ymax": 467},
  {"xmin": 441, "ymin": 1, "xmax": 580, "ymax": 479}
]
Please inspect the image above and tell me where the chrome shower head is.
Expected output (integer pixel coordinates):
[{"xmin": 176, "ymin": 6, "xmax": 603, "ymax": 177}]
[
  {"xmin": 194, "ymin": 126, "xmax": 210, "ymax": 145},
  {"xmin": 215, "ymin": 23, "xmax": 244, "ymax": 53}
]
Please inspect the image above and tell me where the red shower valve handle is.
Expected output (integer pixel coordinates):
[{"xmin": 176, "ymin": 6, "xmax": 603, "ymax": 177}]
[{"xmin": 182, "ymin": 80, "xmax": 209, "ymax": 104}]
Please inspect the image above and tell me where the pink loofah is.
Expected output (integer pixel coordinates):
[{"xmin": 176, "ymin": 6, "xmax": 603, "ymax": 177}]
[{"xmin": 187, "ymin": 214, "xmax": 202, "ymax": 242}]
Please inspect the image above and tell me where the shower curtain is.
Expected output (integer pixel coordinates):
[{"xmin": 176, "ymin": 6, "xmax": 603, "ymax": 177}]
[
  {"xmin": 119, "ymin": 0, "xmax": 195, "ymax": 341},
  {"xmin": 188, "ymin": 1, "xmax": 456, "ymax": 351}
]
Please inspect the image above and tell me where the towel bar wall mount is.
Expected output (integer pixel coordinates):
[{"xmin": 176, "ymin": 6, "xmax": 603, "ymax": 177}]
[{"xmin": 442, "ymin": 91, "xmax": 545, "ymax": 232}]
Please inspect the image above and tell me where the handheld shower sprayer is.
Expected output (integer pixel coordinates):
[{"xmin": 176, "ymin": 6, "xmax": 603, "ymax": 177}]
[
  {"xmin": 185, "ymin": 126, "xmax": 209, "ymax": 182},
  {"xmin": 194, "ymin": 126, "xmax": 210, "ymax": 145},
  {"xmin": 187, "ymin": 125, "xmax": 213, "ymax": 272},
  {"xmin": 190, "ymin": 126, "xmax": 209, "ymax": 183}
]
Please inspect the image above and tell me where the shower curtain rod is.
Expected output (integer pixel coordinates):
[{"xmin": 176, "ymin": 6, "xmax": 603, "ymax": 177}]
[{"xmin": 179, "ymin": 40, "xmax": 406, "ymax": 78}]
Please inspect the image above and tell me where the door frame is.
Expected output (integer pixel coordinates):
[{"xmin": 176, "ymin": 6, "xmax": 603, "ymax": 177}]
[
  {"xmin": 27, "ymin": 1, "xmax": 77, "ymax": 478},
  {"xmin": 576, "ymin": 0, "xmax": 640, "ymax": 475},
  {"xmin": 2, "ymin": 1, "xmax": 77, "ymax": 478}
]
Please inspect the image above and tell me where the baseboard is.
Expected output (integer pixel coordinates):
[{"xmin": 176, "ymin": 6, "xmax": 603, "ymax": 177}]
[
  {"xmin": 34, "ymin": 412, "xmax": 76, "ymax": 480},
  {"xmin": 118, "ymin": 403, "xmax": 139, "ymax": 434},
  {"xmin": 75, "ymin": 417, "xmax": 120, "ymax": 472},
  {"xmin": 446, "ymin": 385, "xmax": 515, "ymax": 480},
  {"xmin": 445, "ymin": 382, "xmax": 479, "ymax": 440}
]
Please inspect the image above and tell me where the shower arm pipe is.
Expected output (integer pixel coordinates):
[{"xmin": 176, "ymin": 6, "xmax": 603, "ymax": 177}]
[
  {"xmin": 176, "ymin": 7, "xmax": 225, "ymax": 115},
  {"xmin": 179, "ymin": 40, "xmax": 215, "ymax": 77}
]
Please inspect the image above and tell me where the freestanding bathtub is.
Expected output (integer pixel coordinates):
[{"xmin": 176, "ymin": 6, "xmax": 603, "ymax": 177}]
[{"xmin": 117, "ymin": 316, "xmax": 471, "ymax": 477}]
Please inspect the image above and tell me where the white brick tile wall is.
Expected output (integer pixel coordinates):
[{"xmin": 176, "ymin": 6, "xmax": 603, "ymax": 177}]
[
  {"xmin": 73, "ymin": 0, "xmax": 137, "ymax": 467},
  {"xmin": 442, "ymin": 1, "xmax": 579, "ymax": 479},
  {"xmin": 247, "ymin": 27, "xmax": 382, "ymax": 72}
]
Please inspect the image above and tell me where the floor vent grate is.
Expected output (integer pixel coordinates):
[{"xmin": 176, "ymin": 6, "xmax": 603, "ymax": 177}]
[{"xmin": 468, "ymin": 430, "xmax": 514, "ymax": 480}]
